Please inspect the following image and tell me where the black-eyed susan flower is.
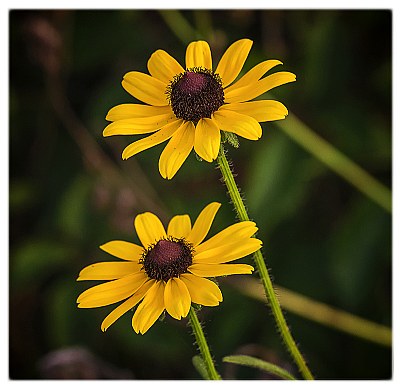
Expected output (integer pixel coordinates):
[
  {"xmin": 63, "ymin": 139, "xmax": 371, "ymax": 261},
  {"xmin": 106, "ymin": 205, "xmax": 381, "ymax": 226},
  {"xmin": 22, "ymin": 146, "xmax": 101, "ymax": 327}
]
[
  {"xmin": 77, "ymin": 202, "xmax": 261, "ymax": 334},
  {"xmin": 104, "ymin": 38, "xmax": 296, "ymax": 179}
]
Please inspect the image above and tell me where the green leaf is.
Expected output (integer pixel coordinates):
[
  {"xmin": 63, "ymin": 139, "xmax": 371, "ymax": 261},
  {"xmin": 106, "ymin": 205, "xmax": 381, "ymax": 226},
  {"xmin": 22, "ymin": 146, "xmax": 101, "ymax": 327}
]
[
  {"xmin": 222, "ymin": 131, "xmax": 240, "ymax": 148},
  {"xmin": 223, "ymin": 355, "xmax": 296, "ymax": 380},
  {"xmin": 192, "ymin": 355, "xmax": 210, "ymax": 380}
]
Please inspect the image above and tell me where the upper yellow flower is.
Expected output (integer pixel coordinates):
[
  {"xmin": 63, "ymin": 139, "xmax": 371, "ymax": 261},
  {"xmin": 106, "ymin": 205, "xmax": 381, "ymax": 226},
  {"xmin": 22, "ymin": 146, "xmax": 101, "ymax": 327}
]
[
  {"xmin": 104, "ymin": 38, "xmax": 296, "ymax": 179},
  {"xmin": 77, "ymin": 202, "xmax": 261, "ymax": 334}
]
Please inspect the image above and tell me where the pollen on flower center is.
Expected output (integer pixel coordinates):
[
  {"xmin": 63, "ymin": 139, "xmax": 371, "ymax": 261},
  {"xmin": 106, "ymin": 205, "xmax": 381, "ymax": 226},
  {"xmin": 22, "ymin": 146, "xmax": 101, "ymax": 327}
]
[
  {"xmin": 166, "ymin": 67, "xmax": 224, "ymax": 123},
  {"xmin": 179, "ymin": 71, "xmax": 208, "ymax": 94},
  {"xmin": 141, "ymin": 237, "xmax": 194, "ymax": 281}
]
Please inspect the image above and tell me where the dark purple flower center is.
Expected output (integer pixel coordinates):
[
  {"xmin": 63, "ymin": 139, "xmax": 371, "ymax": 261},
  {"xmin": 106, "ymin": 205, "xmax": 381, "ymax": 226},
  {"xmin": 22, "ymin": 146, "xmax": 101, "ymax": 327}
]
[
  {"xmin": 166, "ymin": 67, "xmax": 224, "ymax": 123},
  {"xmin": 140, "ymin": 237, "xmax": 194, "ymax": 281},
  {"xmin": 178, "ymin": 71, "xmax": 208, "ymax": 94}
]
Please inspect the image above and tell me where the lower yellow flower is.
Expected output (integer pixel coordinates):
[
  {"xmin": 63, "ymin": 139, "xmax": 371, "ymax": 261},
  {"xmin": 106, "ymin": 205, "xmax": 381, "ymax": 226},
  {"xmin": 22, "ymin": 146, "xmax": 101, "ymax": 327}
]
[{"xmin": 77, "ymin": 202, "xmax": 261, "ymax": 334}]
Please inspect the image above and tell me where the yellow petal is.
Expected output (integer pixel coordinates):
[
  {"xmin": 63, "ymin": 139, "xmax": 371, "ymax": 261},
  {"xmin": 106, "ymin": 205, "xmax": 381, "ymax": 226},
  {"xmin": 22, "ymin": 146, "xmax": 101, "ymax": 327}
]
[
  {"xmin": 215, "ymin": 39, "xmax": 253, "ymax": 87},
  {"xmin": 122, "ymin": 71, "xmax": 168, "ymax": 106},
  {"xmin": 195, "ymin": 221, "xmax": 258, "ymax": 255},
  {"xmin": 188, "ymin": 263, "xmax": 254, "ymax": 277},
  {"xmin": 103, "ymin": 114, "xmax": 177, "ymax": 137},
  {"xmin": 77, "ymin": 272, "xmax": 148, "ymax": 308},
  {"xmin": 194, "ymin": 238, "xmax": 262, "ymax": 264},
  {"xmin": 100, "ymin": 240, "xmax": 143, "ymax": 261},
  {"xmin": 164, "ymin": 278, "xmax": 191, "ymax": 320},
  {"xmin": 132, "ymin": 281, "xmax": 166, "ymax": 334},
  {"xmin": 221, "ymin": 100, "xmax": 288, "ymax": 122},
  {"xmin": 213, "ymin": 110, "xmax": 262, "ymax": 140},
  {"xmin": 77, "ymin": 261, "xmax": 142, "ymax": 281},
  {"xmin": 167, "ymin": 214, "xmax": 192, "ymax": 239},
  {"xmin": 121, "ymin": 119, "xmax": 183, "ymax": 160},
  {"xmin": 180, "ymin": 273, "xmax": 222, "ymax": 306},
  {"xmin": 148, "ymin": 49, "xmax": 184, "ymax": 84},
  {"xmin": 101, "ymin": 280, "xmax": 154, "ymax": 331},
  {"xmin": 106, "ymin": 104, "xmax": 172, "ymax": 121},
  {"xmin": 224, "ymin": 71, "xmax": 296, "ymax": 103},
  {"xmin": 134, "ymin": 211, "xmax": 166, "ymax": 248},
  {"xmin": 158, "ymin": 121, "xmax": 195, "ymax": 179},
  {"xmin": 194, "ymin": 118, "xmax": 221, "ymax": 162},
  {"xmin": 187, "ymin": 202, "xmax": 221, "ymax": 247},
  {"xmin": 224, "ymin": 59, "xmax": 283, "ymax": 93},
  {"xmin": 185, "ymin": 40, "xmax": 212, "ymax": 69}
]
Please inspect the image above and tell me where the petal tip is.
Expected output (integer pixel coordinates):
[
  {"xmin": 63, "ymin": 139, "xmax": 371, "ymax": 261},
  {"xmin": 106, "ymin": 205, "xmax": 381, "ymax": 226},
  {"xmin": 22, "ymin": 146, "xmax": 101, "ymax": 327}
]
[
  {"xmin": 104, "ymin": 108, "xmax": 114, "ymax": 122},
  {"xmin": 159, "ymin": 165, "xmax": 167, "ymax": 179},
  {"xmin": 103, "ymin": 124, "xmax": 114, "ymax": 137},
  {"xmin": 240, "ymin": 38, "xmax": 253, "ymax": 46},
  {"xmin": 160, "ymin": 168, "xmax": 174, "ymax": 180},
  {"xmin": 121, "ymin": 150, "xmax": 131, "ymax": 160},
  {"xmin": 99, "ymin": 243, "xmax": 109, "ymax": 252},
  {"xmin": 208, "ymin": 202, "xmax": 222, "ymax": 211}
]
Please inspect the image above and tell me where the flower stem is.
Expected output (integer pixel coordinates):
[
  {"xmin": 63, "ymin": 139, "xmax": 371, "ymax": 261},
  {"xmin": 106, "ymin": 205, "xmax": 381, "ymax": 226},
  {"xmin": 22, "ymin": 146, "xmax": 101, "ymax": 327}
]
[
  {"xmin": 216, "ymin": 144, "xmax": 314, "ymax": 380},
  {"xmin": 188, "ymin": 306, "xmax": 221, "ymax": 380}
]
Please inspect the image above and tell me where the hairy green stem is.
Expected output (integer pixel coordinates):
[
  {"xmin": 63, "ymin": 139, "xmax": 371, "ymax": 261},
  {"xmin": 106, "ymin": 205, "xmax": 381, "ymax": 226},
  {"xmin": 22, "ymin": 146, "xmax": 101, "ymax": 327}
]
[
  {"xmin": 217, "ymin": 144, "xmax": 314, "ymax": 380},
  {"xmin": 188, "ymin": 306, "xmax": 221, "ymax": 380}
]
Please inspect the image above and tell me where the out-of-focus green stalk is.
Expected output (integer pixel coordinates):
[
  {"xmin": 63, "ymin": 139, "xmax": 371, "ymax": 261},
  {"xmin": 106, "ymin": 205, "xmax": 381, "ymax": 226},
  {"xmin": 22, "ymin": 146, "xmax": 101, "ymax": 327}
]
[
  {"xmin": 193, "ymin": 10, "xmax": 213, "ymax": 39},
  {"xmin": 276, "ymin": 114, "xmax": 392, "ymax": 213},
  {"xmin": 229, "ymin": 277, "xmax": 392, "ymax": 348},
  {"xmin": 158, "ymin": 10, "xmax": 196, "ymax": 44}
]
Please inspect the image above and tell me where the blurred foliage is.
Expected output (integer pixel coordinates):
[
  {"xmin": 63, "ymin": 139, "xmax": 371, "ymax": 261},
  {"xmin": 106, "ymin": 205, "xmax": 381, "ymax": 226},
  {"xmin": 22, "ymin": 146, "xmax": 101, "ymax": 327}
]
[{"xmin": 9, "ymin": 9, "xmax": 391, "ymax": 379}]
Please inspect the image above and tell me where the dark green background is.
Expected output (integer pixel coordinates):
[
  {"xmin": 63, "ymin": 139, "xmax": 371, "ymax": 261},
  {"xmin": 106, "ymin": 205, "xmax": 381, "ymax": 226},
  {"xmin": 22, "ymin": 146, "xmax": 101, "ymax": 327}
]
[{"xmin": 9, "ymin": 10, "xmax": 391, "ymax": 379}]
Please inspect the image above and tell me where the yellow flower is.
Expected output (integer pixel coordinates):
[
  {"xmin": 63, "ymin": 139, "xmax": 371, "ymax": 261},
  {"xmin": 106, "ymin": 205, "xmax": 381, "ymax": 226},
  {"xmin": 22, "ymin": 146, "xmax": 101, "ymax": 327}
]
[
  {"xmin": 104, "ymin": 38, "xmax": 296, "ymax": 179},
  {"xmin": 77, "ymin": 202, "xmax": 261, "ymax": 334}
]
